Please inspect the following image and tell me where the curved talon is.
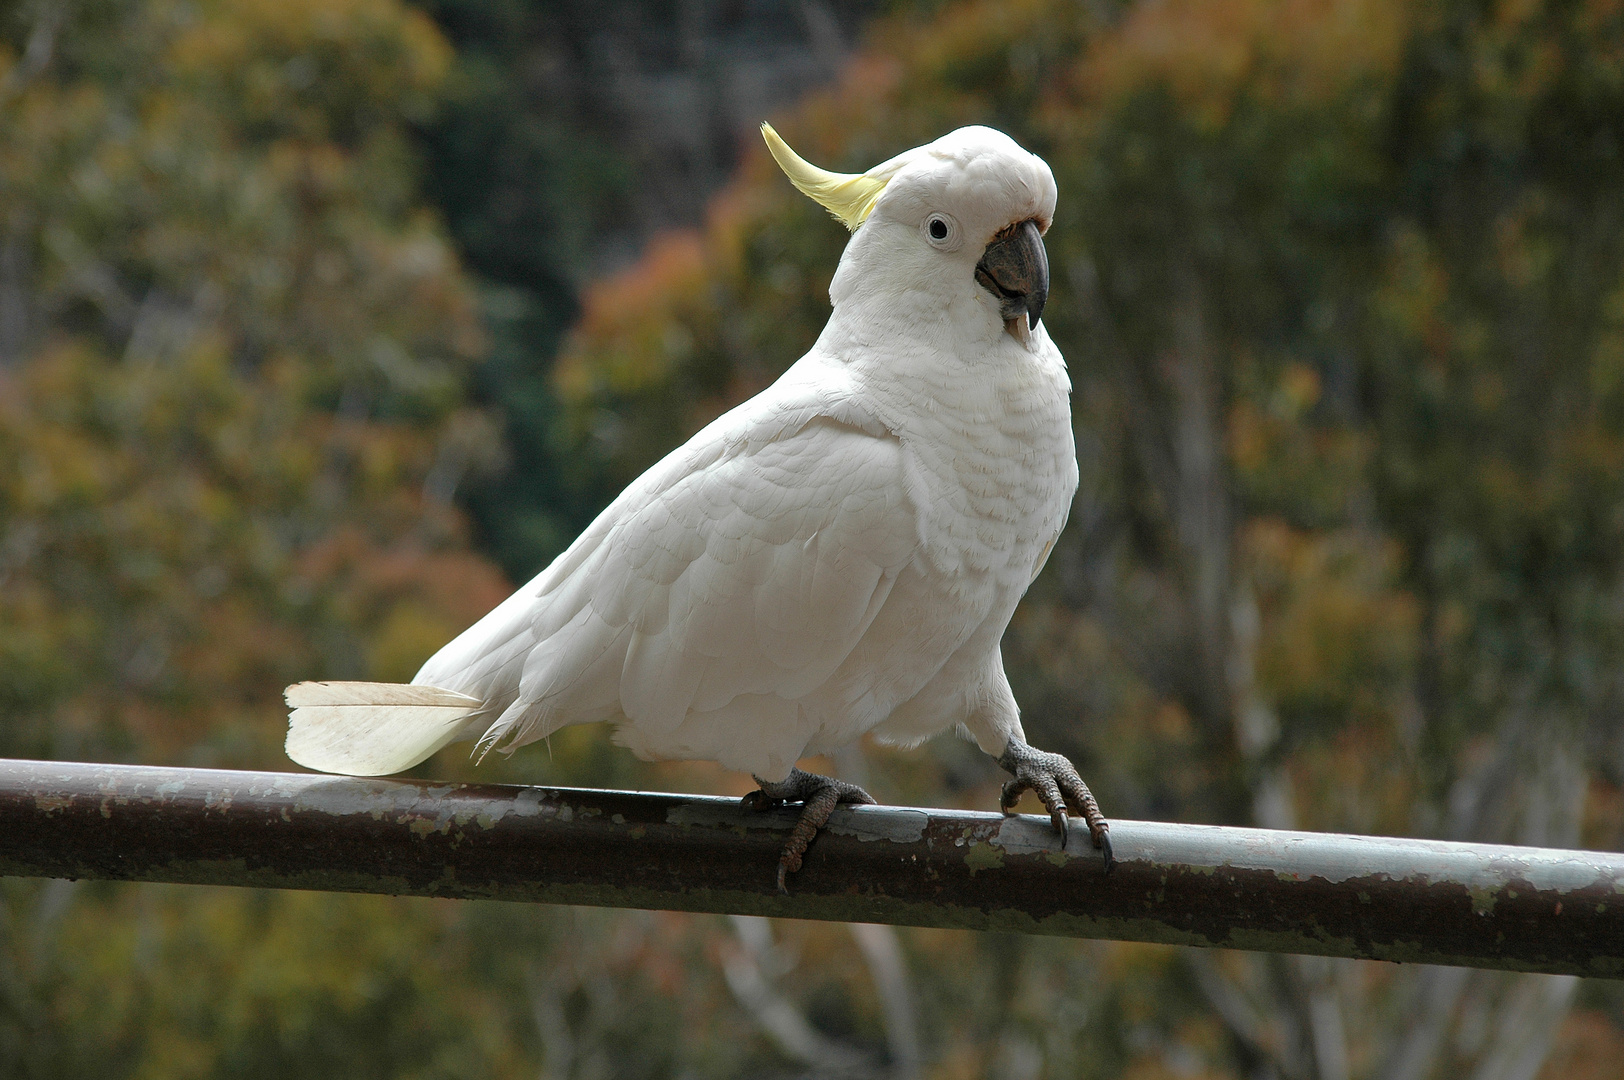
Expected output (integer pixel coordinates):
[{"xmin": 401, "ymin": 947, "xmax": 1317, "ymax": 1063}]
[
  {"xmin": 747, "ymin": 768, "xmax": 876, "ymax": 893},
  {"xmin": 996, "ymin": 736, "xmax": 1112, "ymax": 871}
]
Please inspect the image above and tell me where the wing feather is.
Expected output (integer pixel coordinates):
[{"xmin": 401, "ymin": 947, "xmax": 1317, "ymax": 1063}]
[{"xmin": 472, "ymin": 409, "xmax": 918, "ymax": 757}]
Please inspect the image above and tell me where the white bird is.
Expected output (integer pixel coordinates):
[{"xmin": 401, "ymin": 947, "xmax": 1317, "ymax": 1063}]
[{"xmin": 286, "ymin": 123, "xmax": 1111, "ymax": 888}]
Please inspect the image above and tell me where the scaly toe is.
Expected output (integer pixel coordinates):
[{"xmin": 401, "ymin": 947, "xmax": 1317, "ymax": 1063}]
[
  {"xmin": 997, "ymin": 737, "xmax": 1113, "ymax": 871},
  {"xmin": 758, "ymin": 770, "xmax": 875, "ymax": 891}
]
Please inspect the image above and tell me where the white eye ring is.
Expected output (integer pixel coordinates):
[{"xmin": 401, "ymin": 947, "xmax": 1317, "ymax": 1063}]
[{"xmin": 923, "ymin": 213, "xmax": 961, "ymax": 251}]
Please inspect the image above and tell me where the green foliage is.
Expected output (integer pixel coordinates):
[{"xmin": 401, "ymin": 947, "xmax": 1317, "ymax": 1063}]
[
  {"xmin": 556, "ymin": 0, "xmax": 1624, "ymax": 831},
  {"xmin": 6, "ymin": 0, "xmax": 1624, "ymax": 1075},
  {"xmin": 554, "ymin": 0, "xmax": 1624, "ymax": 1071},
  {"xmin": 0, "ymin": 0, "xmax": 499, "ymax": 767},
  {"xmin": 410, "ymin": 0, "xmax": 634, "ymax": 580},
  {"xmin": 0, "ymin": 0, "xmax": 528, "ymax": 1073}
]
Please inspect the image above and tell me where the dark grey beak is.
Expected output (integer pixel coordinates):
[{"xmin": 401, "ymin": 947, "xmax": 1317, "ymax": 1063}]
[{"xmin": 975, "ymin": 219, "xmax": 1049, "ymax": 335}]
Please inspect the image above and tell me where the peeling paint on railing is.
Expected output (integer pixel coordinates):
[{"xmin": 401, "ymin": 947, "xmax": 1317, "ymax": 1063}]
[{"xmin": 1, "ymin": 758, "xmax": 1620, "ymax": 978}]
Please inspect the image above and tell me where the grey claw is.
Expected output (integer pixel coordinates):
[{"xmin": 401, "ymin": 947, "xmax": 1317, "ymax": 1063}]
[
  {"xmin": 996, "ymin": 736, "xmax": 1111, "ymax": 869},
  {"xmin": 750, "ymin": 768, "xmax": 876, "ymax": 890}
]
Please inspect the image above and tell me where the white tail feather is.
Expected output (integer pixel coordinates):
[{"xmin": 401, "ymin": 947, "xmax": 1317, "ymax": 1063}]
[{"xmin": 284, "ymin": 681, "xmax": 485, "ymax": 776}]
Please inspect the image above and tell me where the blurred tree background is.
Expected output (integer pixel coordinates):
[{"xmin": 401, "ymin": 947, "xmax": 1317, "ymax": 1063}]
[{"xmin": 3, "ymin": 0, "xmax": 1624, "ymax": 1076}]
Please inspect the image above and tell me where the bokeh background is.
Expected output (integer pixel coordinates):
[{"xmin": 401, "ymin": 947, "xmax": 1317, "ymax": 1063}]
[{"xmin": 4, "ymin": 0, "xmax": 1624, "ymax": 1075}]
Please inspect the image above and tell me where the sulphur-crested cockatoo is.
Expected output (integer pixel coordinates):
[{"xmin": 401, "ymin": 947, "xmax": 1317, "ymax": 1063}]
[{"xmin": 286, "ymin": 123, "xmax": 1111, "ymax": 887}]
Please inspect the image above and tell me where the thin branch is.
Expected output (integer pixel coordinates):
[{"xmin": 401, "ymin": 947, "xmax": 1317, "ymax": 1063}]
[
  {"xmin": 849, "ymin": 923, "xmax": 920, "ymax": 1080},
  {"xmin": 724, "ymin": 916, "xmax": 874, "ymax": 1074}
]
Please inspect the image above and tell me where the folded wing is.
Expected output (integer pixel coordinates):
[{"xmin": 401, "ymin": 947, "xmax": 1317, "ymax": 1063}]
[
  {"xmin": 286, "ymin": 385, "xmax": 921, "ymax": 778},
  {"xmin": 475, "ymin": 414, "xmax": 920, "ymax": 761}
]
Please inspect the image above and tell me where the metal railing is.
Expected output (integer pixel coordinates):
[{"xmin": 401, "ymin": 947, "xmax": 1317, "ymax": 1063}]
[{"xmin": 1, "ymin": 757, "xmax": 1619, "ymax": 978}]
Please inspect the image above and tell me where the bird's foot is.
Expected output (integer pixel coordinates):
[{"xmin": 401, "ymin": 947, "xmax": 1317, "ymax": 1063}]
[
  {"xmin": 996, "ymin": 737, "xmax": 1113, "ymax": 873},
  {"xmin": 742, "ymin": 768, "xmax": 876, "ymax": 893}
]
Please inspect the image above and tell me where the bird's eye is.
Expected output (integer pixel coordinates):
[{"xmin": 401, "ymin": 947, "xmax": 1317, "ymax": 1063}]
[{"xmin": 923, "ymin": 213, "xmax": 960, "ymax": 250}]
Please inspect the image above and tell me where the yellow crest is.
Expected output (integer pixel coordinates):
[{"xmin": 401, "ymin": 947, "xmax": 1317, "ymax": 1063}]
[{"xmin": 761, "ymin": 123, "xmax": 889, "ymax": 231}]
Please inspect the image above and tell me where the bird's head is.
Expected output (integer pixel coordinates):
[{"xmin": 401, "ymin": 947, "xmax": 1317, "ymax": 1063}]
[{"xmin": 763, "ymin": 123, "xmax": 1055, "ymax": 348}]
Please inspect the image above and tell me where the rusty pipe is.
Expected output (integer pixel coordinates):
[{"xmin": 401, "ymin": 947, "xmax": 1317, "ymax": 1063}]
[{"xmin": 0, "ymin": 758, "xmax": 1619, "ymax": 977}]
